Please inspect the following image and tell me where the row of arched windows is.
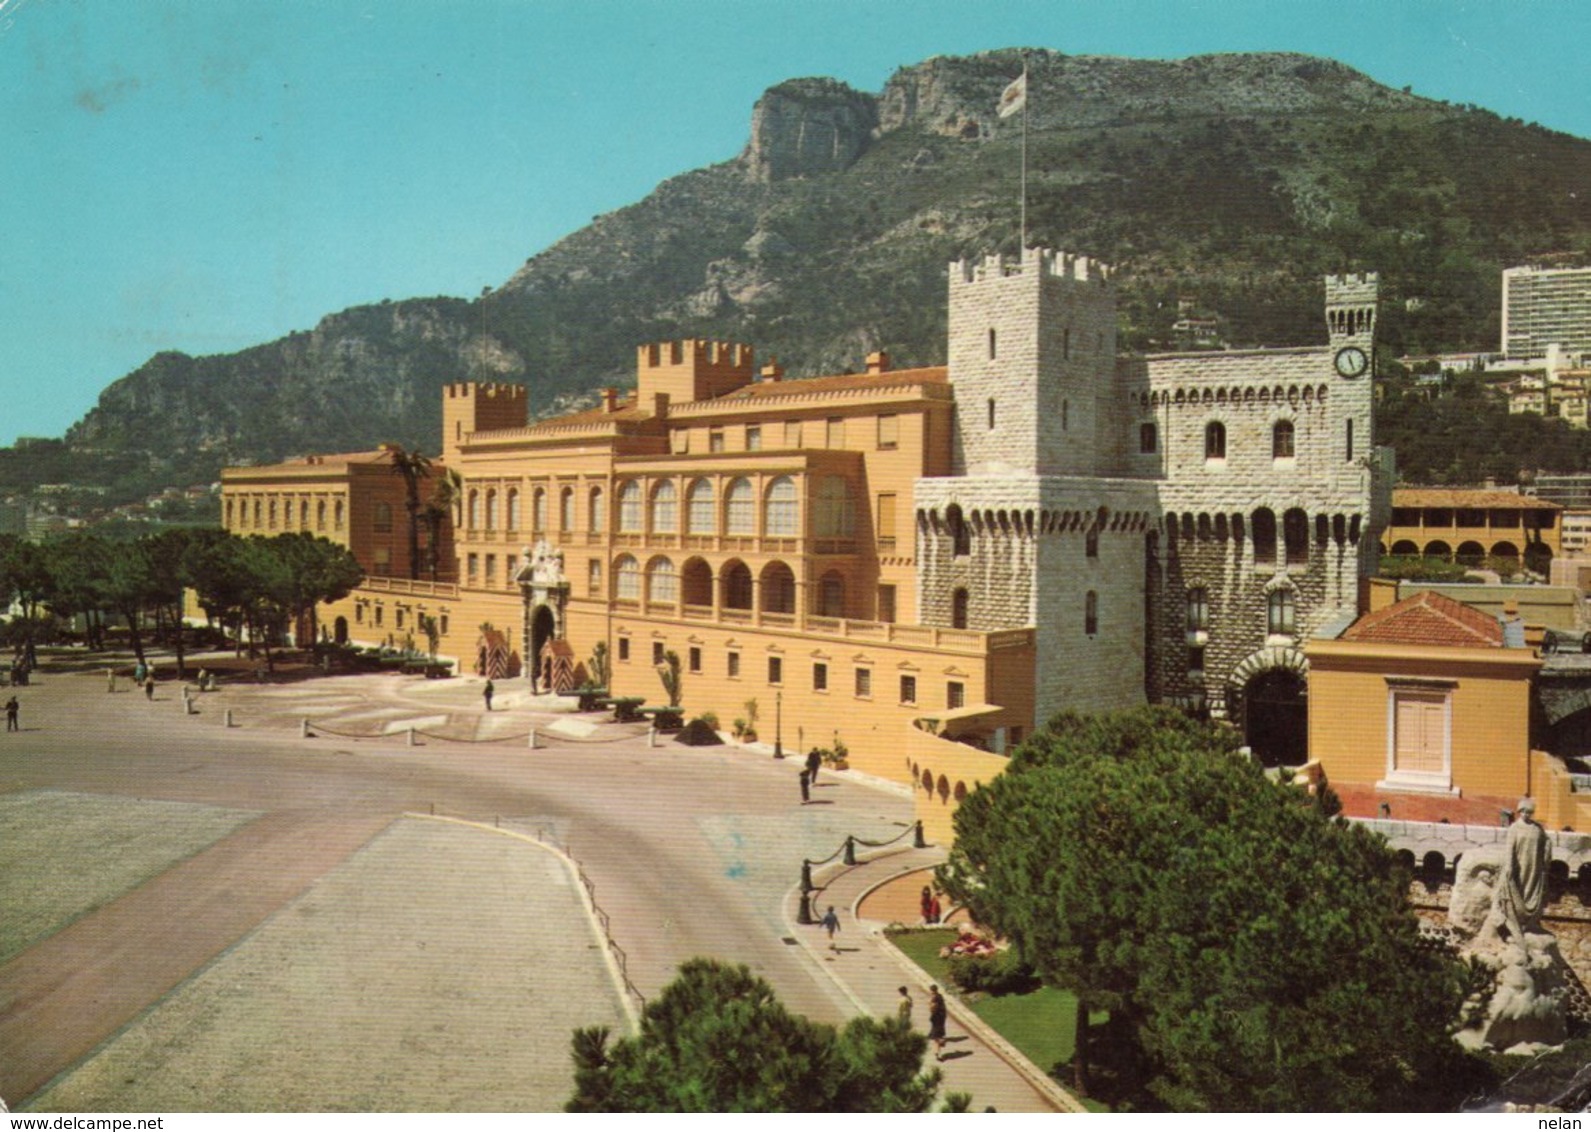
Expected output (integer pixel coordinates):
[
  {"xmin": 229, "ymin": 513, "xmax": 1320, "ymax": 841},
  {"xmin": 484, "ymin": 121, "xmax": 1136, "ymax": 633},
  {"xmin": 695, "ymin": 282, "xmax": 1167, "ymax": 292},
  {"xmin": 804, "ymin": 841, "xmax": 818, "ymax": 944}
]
[
  {"xmin": 1202, "ymin": 420, "xmax": 1295, "ymax": 461},
  {"xmin": 608, "ymin": 555, "xmax": 849, "ymax": 617},
  {"xmin": 1165, "ymin": 508, "xmax": 1362, "ymax": 566},
  {"xmin": 227, "ymin": 496, "xmax": 345, "ymax": 533}
]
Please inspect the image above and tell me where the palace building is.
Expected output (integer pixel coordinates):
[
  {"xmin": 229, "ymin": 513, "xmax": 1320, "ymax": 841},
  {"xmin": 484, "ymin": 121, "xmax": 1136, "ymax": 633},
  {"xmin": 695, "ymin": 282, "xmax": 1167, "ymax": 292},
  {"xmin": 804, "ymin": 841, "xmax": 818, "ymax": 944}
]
[{"xmin": 223, "ymin": 248, "xmax": 1391, "ymax": 835}]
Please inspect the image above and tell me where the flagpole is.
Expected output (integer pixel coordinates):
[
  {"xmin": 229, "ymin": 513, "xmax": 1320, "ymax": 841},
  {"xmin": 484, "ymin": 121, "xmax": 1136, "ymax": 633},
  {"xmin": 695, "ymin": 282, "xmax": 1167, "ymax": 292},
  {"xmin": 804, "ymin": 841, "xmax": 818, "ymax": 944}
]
[{"xmin": 1020, "ymin": 56, "xmax": 1028, "ymax": 252}]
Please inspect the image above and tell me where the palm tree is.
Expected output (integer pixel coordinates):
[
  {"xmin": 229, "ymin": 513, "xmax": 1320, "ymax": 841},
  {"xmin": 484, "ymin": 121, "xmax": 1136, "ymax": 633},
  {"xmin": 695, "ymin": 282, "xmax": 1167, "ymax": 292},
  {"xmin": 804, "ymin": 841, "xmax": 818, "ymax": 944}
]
[
  {"xmin": 387, "ymin": 446, "xmax": 433, "ymax": 581},
  {"xmin": 424, "ymin": 467, "xmax": 464, "ymax": 581}
]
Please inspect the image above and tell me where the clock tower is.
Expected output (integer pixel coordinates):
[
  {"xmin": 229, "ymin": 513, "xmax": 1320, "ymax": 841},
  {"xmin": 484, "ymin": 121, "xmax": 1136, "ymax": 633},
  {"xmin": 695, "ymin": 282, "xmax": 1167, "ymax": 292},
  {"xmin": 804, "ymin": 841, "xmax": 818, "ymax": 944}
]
[{"xmin": 1325, "ymin": 272, "xmax": 1378, "ymax": 379}]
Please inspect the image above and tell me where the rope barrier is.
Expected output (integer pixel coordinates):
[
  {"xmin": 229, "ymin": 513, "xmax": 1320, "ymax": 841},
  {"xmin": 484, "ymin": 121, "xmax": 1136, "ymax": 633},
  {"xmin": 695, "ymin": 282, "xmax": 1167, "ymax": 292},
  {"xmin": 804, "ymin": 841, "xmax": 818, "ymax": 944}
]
[{"xmin": 292, "ymin": 719, "xmax": 651, "ymax": 746}]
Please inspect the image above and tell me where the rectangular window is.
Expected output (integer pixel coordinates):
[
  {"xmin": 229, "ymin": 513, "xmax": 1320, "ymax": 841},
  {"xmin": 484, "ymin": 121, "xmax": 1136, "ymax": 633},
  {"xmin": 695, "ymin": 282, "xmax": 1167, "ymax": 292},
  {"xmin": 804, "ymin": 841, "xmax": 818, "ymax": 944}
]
[
  {"xmin": 1390, "ymin": 687, "xmax": 1451, "ymax": 787},
  {"xmin": 1346, "ymin": 418, "xmax": 1355, "ymax": 462},
  {"xmin": 709, "ymin": 429, "xmax": 725, "ymax": 453},
  {"xmin": 878, "ymin": 585, "xmax": 897, "ymax": 624},
  {"xmin": 1188, "ymin": 646, "xmax": 1205, "ymax": 675},
  {"xmin": 689, "ymin": 646, "xmax": 702, "ymax": 674},
  {"xmin": 855, "ymin": 668, "xmax": 871, "ymax": 698},
  {"xmin": 485, "ymin": 554, "xmax": 496, "ymax": 585},
  {"xmin": 900, "ymin": 674, "xmax": 917, "ymax": 704},
  {"xmin": 813, "ymin": 662, "xmax": 828, "ymax": 691},
  {"xmin": 947, "ymin": 681, "xmax": 965, "ymax": 710},
  {"xmin": 588, "ymin": 559, "xmax": 602, "ymax": 597},
  {"xmin": 466, "ymin": 553, "xmax": 478, "ymax": 579},
  {"xmin": 876, "ymin": 494, "xmax": 897, "ymax": 551},
  {"xmin": 1186, "ymin": 587, "xmax": 1208, "ymax": 632},
  {"xmin": 785, "ymin": 420, "xmax": 802, "ymax": 447},
  {"xmin": 672, "ymin": 430, "xmax": 690, "ymax": 454},
  {"xmin": 617, "ymin": 637, "xmax": 630, "ymax": 662},
  {"xmin": 768, "ymin": 657, "xmax": 782, "ymax": 685},
  {"xmin": 652, "ymin": 641, "xmax": 665, "ymax": 666},
  {"xmin": 876, "ymin": 414, "xmax": 898, "ymax": 450},
  {"xmin": 746, "ymin": 426, "xmax": 761, "ymax": 451},
  {"xmin": 1267, "ymin": 588, "xmax": 1297, "ymax": 636},
  {"xmin": 506, "ymin": 555, "xmax": 519, "ymax": 584},
  {"xmin": 728, "ymin": 652, "xmax": 741, "ymax": 678},
  {"xmin": 826, "ymin": 417, "xmax": 845, "ymax": 449}
]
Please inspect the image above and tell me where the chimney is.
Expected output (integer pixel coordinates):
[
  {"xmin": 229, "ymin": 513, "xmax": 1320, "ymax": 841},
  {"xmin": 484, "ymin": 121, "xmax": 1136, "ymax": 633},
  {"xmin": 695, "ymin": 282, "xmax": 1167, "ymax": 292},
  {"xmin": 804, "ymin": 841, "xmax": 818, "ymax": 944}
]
[
  {"xmin": 760, "ymin": 359, "xmax": 784, "ymax": 383},
  {"xmin": 866, "ymin": 350, "xmax": 890, "ymax": 375},
  {"xmin": 602, "ymin": 388, "xmax": 619, "ymax": 413}
]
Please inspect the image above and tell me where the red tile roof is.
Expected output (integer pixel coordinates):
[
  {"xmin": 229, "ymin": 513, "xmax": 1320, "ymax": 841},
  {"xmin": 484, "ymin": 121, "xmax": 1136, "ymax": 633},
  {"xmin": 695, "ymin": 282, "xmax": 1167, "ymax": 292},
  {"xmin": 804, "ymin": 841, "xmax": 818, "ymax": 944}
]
[
  {"xmin": 715, "ymin": 366, "xmax": 949, "ymax": 400},
  {"xmin": 1333, "ymin": 783, "xmax": 1517, "ymax": 825},
  {"xmin": 1393, "ymin": 488, "xmax": 1561, "ymax": 510},
  {"xmin": 1340, "ymin": 590, "xmax": 1504, "ymax": 648}
]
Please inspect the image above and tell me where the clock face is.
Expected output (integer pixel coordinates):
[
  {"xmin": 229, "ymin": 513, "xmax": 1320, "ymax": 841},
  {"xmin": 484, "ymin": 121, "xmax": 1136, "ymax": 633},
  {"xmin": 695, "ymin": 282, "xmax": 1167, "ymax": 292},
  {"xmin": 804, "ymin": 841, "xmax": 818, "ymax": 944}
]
[{"xmin": 1334, "ymin": 346, "xmax": 1369, "ymax": 378}]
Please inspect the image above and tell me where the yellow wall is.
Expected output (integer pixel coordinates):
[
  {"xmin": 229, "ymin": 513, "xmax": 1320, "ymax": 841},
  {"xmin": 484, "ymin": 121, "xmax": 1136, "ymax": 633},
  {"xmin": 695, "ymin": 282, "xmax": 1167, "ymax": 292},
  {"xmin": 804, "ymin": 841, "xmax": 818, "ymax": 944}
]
[
  {"xmin": 905, "ymin": 726, "xmax": 1013, "ymax": 844},
  {"xmin": 1305, "ymin": 638, "xmax": 1541, "ymax": 800}
]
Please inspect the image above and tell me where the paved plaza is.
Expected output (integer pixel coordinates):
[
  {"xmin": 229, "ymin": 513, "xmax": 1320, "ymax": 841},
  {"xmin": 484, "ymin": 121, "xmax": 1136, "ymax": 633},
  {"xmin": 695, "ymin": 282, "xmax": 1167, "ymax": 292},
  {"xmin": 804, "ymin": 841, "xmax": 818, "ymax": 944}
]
[{"xmin": 0, "ymin": 650, "xmax": 1072, "ymax": 1112}]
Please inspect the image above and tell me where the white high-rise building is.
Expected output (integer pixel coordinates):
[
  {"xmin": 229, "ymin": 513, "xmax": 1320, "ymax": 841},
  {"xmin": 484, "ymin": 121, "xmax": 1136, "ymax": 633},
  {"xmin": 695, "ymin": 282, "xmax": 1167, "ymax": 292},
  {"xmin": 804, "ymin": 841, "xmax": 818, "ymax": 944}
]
[{"xmin": 1502, "ymin": 265, "xmax": 1591, "ymax": 357}]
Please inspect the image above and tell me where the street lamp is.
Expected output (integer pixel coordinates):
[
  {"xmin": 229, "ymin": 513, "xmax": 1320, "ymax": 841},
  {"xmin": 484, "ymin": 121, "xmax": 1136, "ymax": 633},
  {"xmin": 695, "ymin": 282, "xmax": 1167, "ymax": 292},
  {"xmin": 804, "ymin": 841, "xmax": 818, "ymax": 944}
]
[{"xmin": 774, "ymin": 688, "xmax": 784, "ymax": 758}]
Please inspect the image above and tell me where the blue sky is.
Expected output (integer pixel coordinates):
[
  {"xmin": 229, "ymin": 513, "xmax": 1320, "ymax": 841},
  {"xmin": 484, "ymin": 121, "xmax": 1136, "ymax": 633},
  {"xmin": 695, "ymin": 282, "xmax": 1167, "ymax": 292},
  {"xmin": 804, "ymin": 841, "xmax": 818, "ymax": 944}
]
[{"xmin": 2, "ymin": 0, "xmax": 1587, "ymax": 448}]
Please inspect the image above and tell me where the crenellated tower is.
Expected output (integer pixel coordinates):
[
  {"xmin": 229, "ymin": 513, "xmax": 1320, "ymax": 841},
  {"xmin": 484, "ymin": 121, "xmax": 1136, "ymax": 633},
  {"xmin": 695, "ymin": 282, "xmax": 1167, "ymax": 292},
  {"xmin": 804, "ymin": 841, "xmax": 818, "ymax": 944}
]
[{"xmin": 442, "ymin": 382, "xmax": 528, "ymax": 464}]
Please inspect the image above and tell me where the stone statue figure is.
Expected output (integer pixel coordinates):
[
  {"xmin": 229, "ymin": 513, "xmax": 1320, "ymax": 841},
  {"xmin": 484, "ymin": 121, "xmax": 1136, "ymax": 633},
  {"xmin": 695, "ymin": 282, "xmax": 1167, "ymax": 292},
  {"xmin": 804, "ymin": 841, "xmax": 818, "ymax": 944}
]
[
  {"xmin": 523, "ymin": 539, "xmax": 565, "ymax": 588},
  {"xmin": 1495, "ymin": 797, "xmax": 1552, "ymax": 941}
]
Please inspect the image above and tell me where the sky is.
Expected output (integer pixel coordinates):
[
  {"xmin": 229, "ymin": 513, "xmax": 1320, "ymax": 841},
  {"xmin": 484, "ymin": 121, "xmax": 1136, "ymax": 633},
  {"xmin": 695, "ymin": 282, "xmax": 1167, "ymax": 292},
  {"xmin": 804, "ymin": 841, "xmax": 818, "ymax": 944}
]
[{"xmin": 2, "ymin": 0, "xmax": 1589, "ymax": 449}]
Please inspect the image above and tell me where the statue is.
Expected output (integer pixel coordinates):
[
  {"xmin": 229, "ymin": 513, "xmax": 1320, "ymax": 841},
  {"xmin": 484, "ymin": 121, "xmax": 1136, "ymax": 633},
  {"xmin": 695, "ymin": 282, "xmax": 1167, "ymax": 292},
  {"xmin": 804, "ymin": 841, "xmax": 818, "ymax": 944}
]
[
  {"xmin": 523, "ymin": 539, "xmax": 565, "ymax": 588},
  {"xmin": 1447, "ymin": 798, "xmax": 1570, "ymax": 1053},
  {"xmin": 1496, "ymin": 797, "xmax": 1552, "ymax": 942}
]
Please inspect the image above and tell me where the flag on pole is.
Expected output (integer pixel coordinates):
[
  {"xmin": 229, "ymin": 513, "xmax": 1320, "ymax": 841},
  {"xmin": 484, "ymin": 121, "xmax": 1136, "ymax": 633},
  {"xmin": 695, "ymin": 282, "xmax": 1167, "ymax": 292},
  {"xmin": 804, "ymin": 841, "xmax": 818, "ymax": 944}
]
[{"xmin": 997, "ymin": 72, "xmax": 1027, "ymax": 118}]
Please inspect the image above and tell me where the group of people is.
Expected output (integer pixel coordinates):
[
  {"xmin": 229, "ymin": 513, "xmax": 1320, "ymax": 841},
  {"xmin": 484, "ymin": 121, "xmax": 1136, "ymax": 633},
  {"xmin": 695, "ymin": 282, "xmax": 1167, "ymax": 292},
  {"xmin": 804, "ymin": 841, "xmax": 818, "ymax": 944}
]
[{"xmin": 819, "ymin": 901, "xmax": 954, "ymax": 1062}]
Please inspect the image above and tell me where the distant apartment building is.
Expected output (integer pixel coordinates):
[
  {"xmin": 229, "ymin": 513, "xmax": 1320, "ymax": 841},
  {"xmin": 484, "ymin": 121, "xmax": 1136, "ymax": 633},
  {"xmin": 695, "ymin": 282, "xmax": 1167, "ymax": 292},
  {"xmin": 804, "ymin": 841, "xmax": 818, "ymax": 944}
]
[{"xmin": 1503, "ymin": 264, "xmax": 1591, "ymax": 357}]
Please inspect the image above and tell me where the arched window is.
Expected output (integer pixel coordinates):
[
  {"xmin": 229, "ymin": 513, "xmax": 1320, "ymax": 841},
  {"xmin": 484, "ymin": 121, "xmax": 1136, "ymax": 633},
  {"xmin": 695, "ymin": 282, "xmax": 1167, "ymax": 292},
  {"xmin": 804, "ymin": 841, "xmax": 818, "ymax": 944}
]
[
  {"xmin": 1283, "ymin": 508, "xmax": 1309, "ymax": 565},
  {"xmin": 485, "ymin": 489, "xmax": 498, "ymax": 530},
  {"xmin": 372, "ymin": 502, "xmax": 390, "ymax": 533},
  {"xmin": 560, "ymin": 487, "xmax": 574, "ymax": 532},
  {"xmin": 1085, "ymin": 590, "xmax": 1099, "ymax": 636},
  {"xmin": 615, "ymin": 555, "xmax": 640, "ymax": 600},
  {"xmin": 618, "ymin": 481, "xmax": 642, "ymax": 532},
  {"xmin": 532, "ymin": 488, "xmax": 547, "ymax": 533},
  {"xmin": 467, "ymin": 491, "xmax": 480, "ymax": 530},
  {"xmin": 334, "ymin": 500, "xmax": 344, "ymax": 530},
  {"xmin": 316, "ymin": 501, "xmax": 326, "ymax": 531},
  {"xmin": 300, "ymin": 500, "xmax": 309, "ymax": 528},
  {"xmin": 589, "ymin": 487, "xmax": 605, "ymax": 533},
  {"xmin": 1205, "ymin": 421, "xmax": 1226, "ymax": 460},
  {"xmin": 647, "ymin": 557, "xmax": 678, "ymax": 604},
  {"xmin": 1268, "ymin": 588, "xmax": 1297, "ymax": 635},
  {"xmin": 1252, "ymin": 508, "xmax": 1277, "ymax": 565},
  {"xmin": 687, "ymin": 479, "xmax": 715, "ymax": 534},
  {"xmin": 225, "ymin": 499, "xmax": 234, "ymax": 527},
  {"xmin": 506, "ymin": 488, "xmax": 521, "ymax": 531},
  {"xmin": 725, "ymin": 478, "xmax": 754, "ymax": 535},
  {"xmin": 1139, "ymin": 422, "xmax": 1157, "ymax": 453},
  {"xmin": 815, "ymin": 476, "xmax": 855, "ymax": 538},
  {"xmin": 765, "ymin": 476, "xmax": 797, "ymax": 536},
  {"xmin": 947, "ymin": 504, "xmax": 970, "ymax": 557},
  {"xmin": 1086, "ymin": 526, "xmax": 1099, "ymax": 559},
  {"xmin": 952, "ymin": 588, "xmax": 969, "ymax": 629},
  {"xmin": 1187, "ymin": 586, "xmax": 1208, "ymax": 632},
  {"xmin": 268, "ymin": 500, "xmax": 279, "ymax": 528},
  {"xmin": 651, "ymin": 481, "xmax": 678, "ymax": 533},
  {"xmin": 1273, "ymin": 420, "xmax": 1295, "ymax": 460}
]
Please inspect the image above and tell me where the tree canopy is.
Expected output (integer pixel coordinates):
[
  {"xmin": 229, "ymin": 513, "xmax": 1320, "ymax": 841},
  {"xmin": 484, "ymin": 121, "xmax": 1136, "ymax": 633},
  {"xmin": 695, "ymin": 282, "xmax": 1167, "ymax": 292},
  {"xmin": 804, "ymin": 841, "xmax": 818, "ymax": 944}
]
[
  {"xmin": 567, "ymin": 958, "xmax": 963, "ymax": 1113},
  {"xmin": 937, "ymin": 707, "xmax": 1481, "ymax": 1112}
]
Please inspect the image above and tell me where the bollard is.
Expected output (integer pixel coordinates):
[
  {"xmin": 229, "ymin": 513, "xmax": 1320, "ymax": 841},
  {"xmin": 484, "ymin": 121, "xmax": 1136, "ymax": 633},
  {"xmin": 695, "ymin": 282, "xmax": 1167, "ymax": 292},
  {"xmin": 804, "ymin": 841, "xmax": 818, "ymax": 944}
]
[
  {"xmin": 800, "ymin": 859, "xmax": 814, "ymax": 894},
  {"xmin": 182, "ymin": 689, "xmax": 195, "ymax": 716},
  {"xmin": 648, "ymin": 725, "xmax": 657, "ymax": 749},
  {"xmin": 224, "ymin": 708, "xmax": 234, "ymax": 729},
  {"xmin": 528, "ymin": 727, "xmax": 537, "ymax": 750},
  {"xmin": 797, "ymin": 891, "xmax": 815, "ymax": 925},
  {"xmin": 843, "ymin": 836, "xmax": 857, "ymax": 866},
  {"xmin": 914, "ymin": 820, "xmax": 927, "ymax": 849},
  {"xmin": 408, "ymin": 727, "xmax": 416, "ymax": 747},
  {"xmin": 301, "ymin": 718, "xmax": 310, "ymax": 739}
]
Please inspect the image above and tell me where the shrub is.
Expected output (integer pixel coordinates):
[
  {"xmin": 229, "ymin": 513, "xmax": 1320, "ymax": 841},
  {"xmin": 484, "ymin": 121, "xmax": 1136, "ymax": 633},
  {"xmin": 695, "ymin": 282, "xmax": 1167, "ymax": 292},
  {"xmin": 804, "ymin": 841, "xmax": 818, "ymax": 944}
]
[
  {"xmin": 677, "ymin": 718, "xmax": 723, "ymax": 746},
  {"xmin": 945, "ymin": 947, "xmax": 1041, "ymax": 997}
]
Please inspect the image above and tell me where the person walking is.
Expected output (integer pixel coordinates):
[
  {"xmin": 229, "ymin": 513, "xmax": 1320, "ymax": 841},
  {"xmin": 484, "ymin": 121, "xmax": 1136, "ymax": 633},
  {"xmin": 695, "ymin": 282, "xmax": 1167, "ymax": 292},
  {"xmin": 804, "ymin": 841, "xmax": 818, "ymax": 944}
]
[
  {"xmin": 4, "ymin": 695, "xmax": 17, "ymax": 732},
  {"xmin": 928, "ymin": 892, "xmax": 943, "ymax": 926},
  {"xmin": 927, "ymin": 985, "xmax": 949, "ymax": 1061},
  {"xmin": 144, "ymin": 675, "xmax": 155, "ymax": 700},
  {"xmin": 806, "ymin": 747, "xmax": 822, "ymax": 786},
  {"xmin": 920, "ymin": 885, "xmax": 934, "ymax": 926},
  {"xmin": 483, "ymin": 679, "xmax": 494, "ymax": 711},
  {"xmin": 820, "ymin": 905, "xmax": 841, "ymax": 951},
  {"xmin": 799, "ymin": 768, "xmax": 810, "ymax": 803},
  {"xmin": 896, "ymin": 985, "xmax": 914, "ymax": 1027}
]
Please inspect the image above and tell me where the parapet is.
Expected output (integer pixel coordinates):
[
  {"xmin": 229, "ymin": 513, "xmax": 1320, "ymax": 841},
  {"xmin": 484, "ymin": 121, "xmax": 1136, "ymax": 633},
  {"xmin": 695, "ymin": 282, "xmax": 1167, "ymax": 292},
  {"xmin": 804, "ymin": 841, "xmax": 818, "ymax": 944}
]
[
  {"xmin": 444, "ymin": 381, "xmax": 528, "ymax": 403},
  {"xmin": 1324, "ymin": 272, "xmax": 1380, "ymax": 305},
  {"xmin": 637, "ymin": 338, "xmax": 756, "ymax": 403},
  {"xmin": 949, "ymin": 246, "xmax": 1113, "ymax": 287}
]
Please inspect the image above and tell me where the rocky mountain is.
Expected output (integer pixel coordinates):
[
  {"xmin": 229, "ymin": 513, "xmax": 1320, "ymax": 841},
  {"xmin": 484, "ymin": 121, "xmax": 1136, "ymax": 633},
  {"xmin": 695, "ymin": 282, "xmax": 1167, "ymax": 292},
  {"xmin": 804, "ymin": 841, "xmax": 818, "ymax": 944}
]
[{"xmin": 43, "ymin": 48, "xmax": 1591, "ymax": 503}]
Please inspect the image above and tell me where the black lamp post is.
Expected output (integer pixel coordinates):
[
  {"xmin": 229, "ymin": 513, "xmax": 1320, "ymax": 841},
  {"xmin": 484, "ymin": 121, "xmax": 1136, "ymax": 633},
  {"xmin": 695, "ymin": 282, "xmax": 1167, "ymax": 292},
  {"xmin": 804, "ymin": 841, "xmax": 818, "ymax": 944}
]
[{"xmin": 773, "ymin": 688, "xmax": 784, "ymax": 758}]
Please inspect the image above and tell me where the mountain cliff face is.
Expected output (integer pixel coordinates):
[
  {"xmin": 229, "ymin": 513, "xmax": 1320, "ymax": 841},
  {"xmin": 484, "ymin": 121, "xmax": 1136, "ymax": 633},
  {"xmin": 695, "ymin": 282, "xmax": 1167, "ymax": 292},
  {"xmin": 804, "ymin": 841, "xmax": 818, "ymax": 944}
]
[{"xmin": 39, "ymin": 48, "xmax": 1591, "ymax": 503}]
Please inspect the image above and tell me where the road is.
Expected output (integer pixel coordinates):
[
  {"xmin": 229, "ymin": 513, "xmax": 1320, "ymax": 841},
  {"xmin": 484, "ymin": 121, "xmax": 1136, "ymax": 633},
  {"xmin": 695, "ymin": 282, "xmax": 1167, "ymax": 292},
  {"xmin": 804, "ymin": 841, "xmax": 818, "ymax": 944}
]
[{"xmin": 0, "ymin": 653, "xmax": 916, "ymax": 1108}]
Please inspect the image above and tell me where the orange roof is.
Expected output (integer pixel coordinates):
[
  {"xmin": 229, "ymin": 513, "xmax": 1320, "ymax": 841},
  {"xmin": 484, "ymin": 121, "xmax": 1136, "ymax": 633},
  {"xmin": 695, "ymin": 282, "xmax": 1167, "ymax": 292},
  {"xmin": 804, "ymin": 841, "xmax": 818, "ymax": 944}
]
[
  {"xmin": 1393, "ymin": 488, "xmax": 1561, "ymax": 510},
  {"xmin": 1341, "ymin": 590, "xmax": 1503, "ymax": 648},
  {"xmin": 527, "ymin": 399, "xmax": 648, "ymax": 428},
  {"xmin": 715, "ymin": 366, "xmax": 949, "ymax": 400}
]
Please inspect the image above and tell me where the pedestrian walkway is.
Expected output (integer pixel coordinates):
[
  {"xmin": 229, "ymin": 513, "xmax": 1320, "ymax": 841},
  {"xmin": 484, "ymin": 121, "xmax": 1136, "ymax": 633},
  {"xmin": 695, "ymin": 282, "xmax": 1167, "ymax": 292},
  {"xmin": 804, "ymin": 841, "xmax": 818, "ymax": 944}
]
[{"xmin": 782, "ymin": 847, "xmax": 1085, "ymax": 1114}]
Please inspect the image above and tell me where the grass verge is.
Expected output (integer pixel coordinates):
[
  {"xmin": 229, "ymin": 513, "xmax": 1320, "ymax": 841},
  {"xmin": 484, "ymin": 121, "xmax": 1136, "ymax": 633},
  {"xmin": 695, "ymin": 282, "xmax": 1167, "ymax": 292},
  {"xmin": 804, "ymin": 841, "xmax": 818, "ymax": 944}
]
[{"xmin": 886, "ymin": 927, "xmax": 1109, "ymax": 1112}]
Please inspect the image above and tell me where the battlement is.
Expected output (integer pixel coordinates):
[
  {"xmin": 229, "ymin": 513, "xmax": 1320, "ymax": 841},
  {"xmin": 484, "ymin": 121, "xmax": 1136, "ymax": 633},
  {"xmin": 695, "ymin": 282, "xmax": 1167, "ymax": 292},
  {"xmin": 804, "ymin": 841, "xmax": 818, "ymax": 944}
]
[
  {"xmin": 444, "ymin": 381, "xmax": 528, "ymax": 403},
  {"xmin": 950, "ymin": 247, "xmax": 1112, "ymax": 287},
  {"xmin": 1324, "ymin": 272, "xmax": 1380, "ymax": 305},
  {"xmin": 637, "ymin": 338, "xmax": 755, "ymax": 405}
]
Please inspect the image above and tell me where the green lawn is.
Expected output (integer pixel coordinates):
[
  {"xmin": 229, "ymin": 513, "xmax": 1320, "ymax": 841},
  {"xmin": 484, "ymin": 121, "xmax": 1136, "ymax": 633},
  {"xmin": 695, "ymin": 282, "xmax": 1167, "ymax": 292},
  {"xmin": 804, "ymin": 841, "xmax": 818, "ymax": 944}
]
[{"xmin": 887, "ymin": 927, "xmax": 1109, "ymax": 1112}]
